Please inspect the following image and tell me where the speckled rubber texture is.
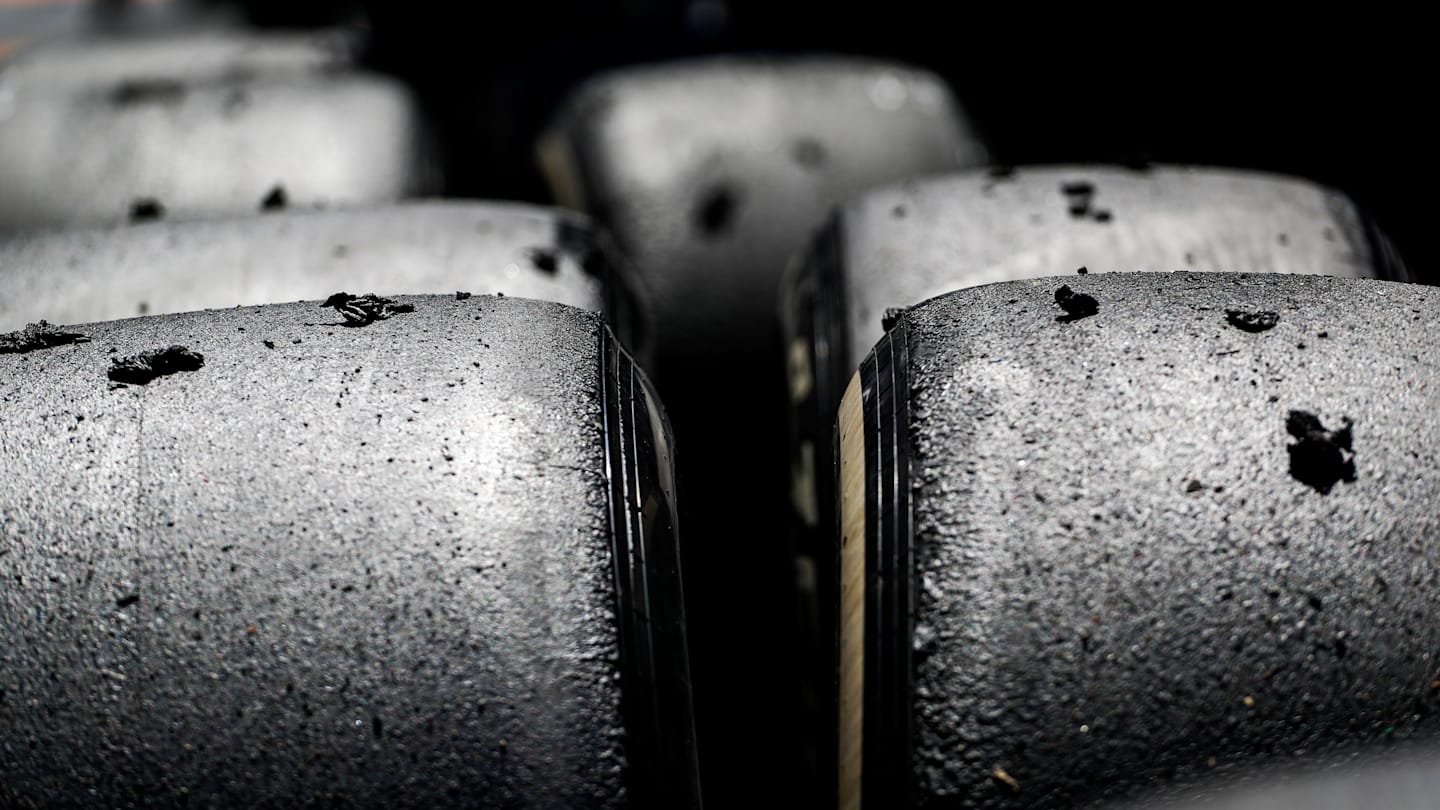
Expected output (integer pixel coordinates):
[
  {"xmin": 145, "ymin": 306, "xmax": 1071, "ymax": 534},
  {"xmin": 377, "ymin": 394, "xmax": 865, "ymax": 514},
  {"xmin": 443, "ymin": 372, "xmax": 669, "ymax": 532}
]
[
  {"xmin": 0, "ymin": 201, "xmax": 648, "ymax": 361},
  {"xmin": 0, "ymin": 296, "xmax": 695, "ymax": 808},
  {"xmin": 0, "ymin": 34, "xmax": 435, "ymax": 231},
  {"xmin": 543, "ymin": 56, "xmax": 987, "ymax": 358},
  {"xmin": 852, "ymin": 273, "xmax": 1440, "ymax": 807},
  {"xmin": 785, "ymin": 166, "xmax": 1407, "ymax": 577},
  {"xmin": 830, "ymin": 166, "xmax": 1408, "ymax": 388},
  {"xmin": 783, "ymin": 170, "xmax": 1416, "ymax": 800}
]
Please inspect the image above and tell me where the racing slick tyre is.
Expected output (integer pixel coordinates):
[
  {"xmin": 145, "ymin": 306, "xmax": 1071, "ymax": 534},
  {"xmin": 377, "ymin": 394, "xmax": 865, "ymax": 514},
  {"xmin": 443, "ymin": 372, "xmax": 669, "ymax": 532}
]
[
  {"xmin": 0, "ymin": 295, "xmax": 697, "ymax": 808},
  {"xmin": 783, "ymin": 166, "xmax": 1413, "ymax": 805},
  {"xmin": 837, "ymin": 272, "xmax": 1439, "ymax": 808}
]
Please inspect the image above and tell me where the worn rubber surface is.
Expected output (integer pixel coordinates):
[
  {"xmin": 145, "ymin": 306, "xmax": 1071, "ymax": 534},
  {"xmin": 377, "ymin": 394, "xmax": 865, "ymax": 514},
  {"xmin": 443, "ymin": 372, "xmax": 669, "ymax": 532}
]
[
  {"xmin": 0, "ymin": 201, "xmax": 646, "ymax": 357},
  {"xmin": 820, "ymin": 166, "xmax": 1410, "ymax": 376},
  {"xmin": 542, "ymin": 55, "xmax": 987, "ymax": 357},
  {"xmin": 0, "ymin": 37, "xmax": 434, "ymax": 231},
  {"xmin": 844, "ymin": 273, "xmax": 1440, "ymax": 807},
  {"xmin": 0, "ymin": 297, "xmax": 697, "ymax": 808},
  {"xmin": 787, "ymin": 166, "xmax": 1407, "ymax": 554}
]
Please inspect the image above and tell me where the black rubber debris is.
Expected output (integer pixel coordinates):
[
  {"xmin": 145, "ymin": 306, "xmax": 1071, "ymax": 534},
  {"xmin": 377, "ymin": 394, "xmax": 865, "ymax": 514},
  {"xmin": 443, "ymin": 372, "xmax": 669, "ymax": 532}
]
[
  {"xmin": 791, "ymin": 137, "xmax": 827, "ymax": 169},
  {"xmin": 115, "ymin": 593, "xmax": 140, "ymax": 609},
  {"xmin": 110, "ymin": 79, "xmax": 185, "ymax": 106},
  {"xmin": 1226, "ymin": 308, "xmax": 1281, "ymax": 333},
  {"xmin": 262, "ymin": 340, "xmax": 275, "ymax": 350},
  {"xmin": 260, "ymin": 185, "xmax": 288, "ymax": 212},
  {"xmin": 0, "ymin": 321, "xmax": 91, "ymax": 354},
  {"xmin": 108, "ymin": 346, "xmax": 205, "ymax": 385},
  {"xmin": 1285, "ymin": 410, "xmax": 1357, "ymax": 494},
  {"xmin": 882, "ymin": 307, "xmax": 908, "ymax": 332},
  {"xmin": 129, "ymin": 198, "xmax": 165, "ymax": 223},
  {"xmin": 455, "ymin": 291, "xmax": 472, "ymax": 301},
  {"xmin": 1077, "ymin": 266, "xmax": 1089, "ymax": 275},
  {"xmin": 554, "ymin": 219, "xmax": 609, "ymax": 277},
  {"xmin": 321, "ymin": 293, "xmax": 415, "ymax": 327},
  {"xmin": 1061, "ymin": 180, "xmax": 1111, "ymax": 222},
  {"xmin": 693, "ymin": 183, "xmax": 740, "ymax": 237},
  {"xmin": 527, "ymin": 248, "xmax": 559, "ymax": 274},
  {"xmin": 1054, "ymin": 285, "xmax": 1099, "ymax": 321}
]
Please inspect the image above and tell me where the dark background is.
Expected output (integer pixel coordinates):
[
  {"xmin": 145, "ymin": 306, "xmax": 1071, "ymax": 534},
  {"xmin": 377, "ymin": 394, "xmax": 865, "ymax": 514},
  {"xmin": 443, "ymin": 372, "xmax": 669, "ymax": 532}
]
[{"xmin": 350, "ymin": 4, "xmax": 1436, "ymax": 285}]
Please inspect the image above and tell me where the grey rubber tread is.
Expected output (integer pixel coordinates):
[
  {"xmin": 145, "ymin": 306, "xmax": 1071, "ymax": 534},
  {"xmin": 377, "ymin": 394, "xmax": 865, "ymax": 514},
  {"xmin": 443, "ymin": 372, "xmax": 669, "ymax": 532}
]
[
  {"xmin": 787, "ymin": 167, "xmax": 1405, "ymax": 557},
  {"xmin": 849, "ymin": 273, "xmax": 1440, "ymax": 807},
  {"xmin": 0, "ymin": 296, "xmax": 696, "ymax": 807},
  {"xmin": 0, "ymin": 201, "xmax": 633, "ymax": 344},
  {"xmin": 839, "ymin": 166, "xmax": 1407, "ymax": 380},
  {"xmin": 542, "ymin": 55, "xmax": 987, "ymax": 356}
]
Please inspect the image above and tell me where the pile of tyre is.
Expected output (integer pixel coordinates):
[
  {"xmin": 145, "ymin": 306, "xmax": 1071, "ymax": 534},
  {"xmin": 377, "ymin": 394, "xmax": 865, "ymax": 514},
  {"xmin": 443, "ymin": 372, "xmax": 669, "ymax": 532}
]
[{"xmin": 1, "ymin": 14, "xmax": 1436, "ymax": 810}]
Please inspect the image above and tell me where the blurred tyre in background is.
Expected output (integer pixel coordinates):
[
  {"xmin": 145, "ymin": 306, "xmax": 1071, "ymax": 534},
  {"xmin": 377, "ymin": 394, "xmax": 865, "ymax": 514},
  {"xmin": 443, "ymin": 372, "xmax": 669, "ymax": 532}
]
[
  {"xmin": 3, "ymin": 27, "xmax": 355, "ymax": 88},
  {"xmin": 0, "ymin": 201, "xmax": 648, "ymax": 359},
  {"xmin": 541, "ymin": 56, "xmax": 986, "ymax": 362},
  {"xmin": 0, "ymin": 29, "xmax": 437, "ymax": 231}
]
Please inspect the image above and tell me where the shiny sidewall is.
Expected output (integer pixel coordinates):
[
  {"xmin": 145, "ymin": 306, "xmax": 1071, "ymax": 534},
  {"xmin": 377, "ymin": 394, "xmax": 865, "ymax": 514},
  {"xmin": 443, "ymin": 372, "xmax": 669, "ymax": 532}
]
[
  {"xmin": 837, "ymin": 321, "xmax": 914, "ymax": 809},
  {"xmin": 599, "ymin": 329, "xmax": 701, "ymax": 808}
]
